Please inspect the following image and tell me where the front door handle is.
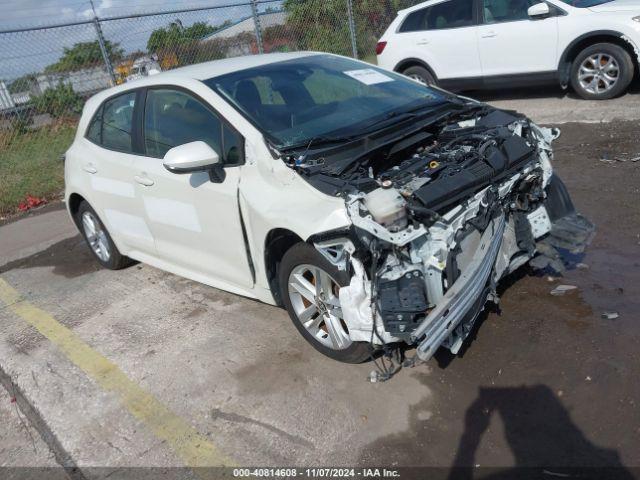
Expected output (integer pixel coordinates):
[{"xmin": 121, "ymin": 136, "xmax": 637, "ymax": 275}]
[
  {"xmin": 481, "ymin": 31, "xmax": 497, "ymax": 38},
  {"xmin": 134, "ymin": 175, "xmax": 154, "ymax": 187},
  {"xmin": 83, "ymin": 163, "xmax": 97, "ymax": 174},
  {"xmin": 417, "ymin": 38, "xmax": 430, "ymax": 45}
]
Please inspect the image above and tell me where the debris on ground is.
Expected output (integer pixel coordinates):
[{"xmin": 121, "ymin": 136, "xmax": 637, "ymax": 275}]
[
  {"xmin": 600, "ymin": 152, "xmax": 640, "ymax": 163},
  {"xmin": 576, "ymin": 263, "xmax": 589, "ymax": 270},
  {"xmin": 601, "ymin": 311, "xmax": 620, "ymax": 320},
  {"xmin": 17, "ymin": 195, "xmax": 46, "ymax": 212},
  {"xmin": 550, "ymin": 284, "xmax": 578, "ymax": 296}
]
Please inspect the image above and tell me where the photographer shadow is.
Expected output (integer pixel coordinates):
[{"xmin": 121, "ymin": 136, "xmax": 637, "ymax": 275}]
[{"xmin": 448, "ymin": 384, "xmax": 635, "ymax": 480}]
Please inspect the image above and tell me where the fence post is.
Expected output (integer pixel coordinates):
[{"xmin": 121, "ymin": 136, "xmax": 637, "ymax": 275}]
[
  {"xmin": 93, "ymin": 18, "xmax": 116, "ymax": 86},
  {"xmin": 346, "ymin": 0, "xmax": 358, "ymax": 59},
  {"xmin": 250, "ymin": 0, "xmax": 264, "ymax": 55}
]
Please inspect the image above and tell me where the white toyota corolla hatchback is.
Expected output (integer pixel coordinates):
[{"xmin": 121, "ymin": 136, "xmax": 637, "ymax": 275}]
[{"xmin": 65, "ymin": 52, "xmax": 593, "ymax": 365}]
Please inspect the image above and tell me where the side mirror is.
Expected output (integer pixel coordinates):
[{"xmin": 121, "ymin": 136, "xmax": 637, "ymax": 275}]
[
  {"xmin": 163, "ymin": 141, "xmax": 225, "ymax": 183},
  {"xmin": 528, "ymin": 2, "xmax": 550, "ymax": 18}
]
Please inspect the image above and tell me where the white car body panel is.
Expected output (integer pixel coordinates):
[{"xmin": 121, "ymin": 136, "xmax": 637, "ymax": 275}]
[{"xmin": 477, "ymin": 16, "xmax": 559, "ymax": 75}]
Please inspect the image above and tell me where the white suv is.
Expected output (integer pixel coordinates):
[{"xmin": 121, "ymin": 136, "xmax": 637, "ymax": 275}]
[{"xmin": 377, "ymin": 0, "xmax": 640, "ymax": 99}]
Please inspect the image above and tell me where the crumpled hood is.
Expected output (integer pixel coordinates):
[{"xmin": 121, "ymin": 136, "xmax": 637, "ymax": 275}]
[{"xmin": 588, "ymin": 0, "xmax": 640, "ymax": 12}]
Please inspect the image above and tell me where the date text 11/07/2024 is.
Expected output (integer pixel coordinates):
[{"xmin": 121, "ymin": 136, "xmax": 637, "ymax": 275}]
[{"xmin": 232, "ymin": 468, "xmax": 401, "ymax": 478}]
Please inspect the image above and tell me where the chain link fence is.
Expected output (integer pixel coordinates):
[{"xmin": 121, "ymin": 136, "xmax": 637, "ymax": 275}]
[{"xmin": 0, "ymin": 0, "xmax": 421, "ymax": 214}]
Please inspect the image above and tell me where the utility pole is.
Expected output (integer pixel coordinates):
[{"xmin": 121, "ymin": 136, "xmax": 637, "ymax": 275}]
[
  {"xmin": 90, "ymin": 0, "xmax": 116, "ymax": 85},
  {"xmin": 250, "ymin": 0, "xmax": 264, "ymax": 55},
  {"xmin": 346, "ymin": 0, "xmax": 358, "ymax": 59}
]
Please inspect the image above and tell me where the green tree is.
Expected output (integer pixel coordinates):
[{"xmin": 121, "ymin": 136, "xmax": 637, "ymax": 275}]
[
  {"xmin": 146, "ymin": 21, "xmax": 221, "ymax": 53},
  {"xmin": 46, "ymin": 40, "xmax": 124, "ymax": 73},
  {"xmin": 283, "ymin": 0, "xmax": 419, "ymax": 57},
  {"xmin": 33, "ymin": 83, "xmax": 83, "ymax": 118}
]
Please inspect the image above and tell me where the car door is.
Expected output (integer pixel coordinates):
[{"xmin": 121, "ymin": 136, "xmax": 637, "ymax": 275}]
[
  {"xmin": 397, "ymin": 0, "xmax": 482, "ymax": 80},
  {"xmin": 84, "ymin": 90, "xmax": 156, "ymax": 254},
  {"xmin": 131, "ymin": 86, "xmax": 254, "ymax": 290},
  {"xmin": 477, "ymin": 0, "xmax": 560, "ymax": 76}
]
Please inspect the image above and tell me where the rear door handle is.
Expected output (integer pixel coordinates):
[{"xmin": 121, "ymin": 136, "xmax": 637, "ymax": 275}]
[
  {"xmin": 417, "ymin": 38, "xmax": 430, "ymax": 45},
  {"xmin": 83, "ymin": 163, "xmax": 97, "ymax": 174},
  {"xmin": 481, "ymin": 31, "xmax": 497, "ymax": 38},
  {"xmin": 134, "ymin": 175, "xmax": 154, "ymax": 187}
]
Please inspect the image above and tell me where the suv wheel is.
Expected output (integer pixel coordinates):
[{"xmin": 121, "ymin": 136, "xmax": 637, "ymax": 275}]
[
  {"xmin": 402, "ymin": 65, "xmax": 436, "ymax": 86},
  {"xmin": 279, "ymin": 243, "xmax": 371, "ymax": 364},
  {"xmin": 571, "ymin": 43, "xmax": 634, "ymax": 100},
  {"xmin": 76, "ymin": 201, "xmax": 132, "ymax": 270}
]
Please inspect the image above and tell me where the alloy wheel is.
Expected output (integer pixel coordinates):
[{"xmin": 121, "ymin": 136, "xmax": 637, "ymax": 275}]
[
  {"xmin": 578, "ymin": 53, "xmax": 620, "ymax": 95},
  {"xmin": 408, "ymin": 73, "xmax": 428, "ymax": 85},
  {"xmin": 82, "ymin": 211, "xmax": 111, "ymax": 262},
  {"xmin": 288, "ymin": 264, "xmax": 352, "ymax": 351}
]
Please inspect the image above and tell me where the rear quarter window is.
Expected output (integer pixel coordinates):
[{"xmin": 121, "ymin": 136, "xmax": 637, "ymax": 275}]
[
  {"xmin": 85, "ymin": 92, "xmax": 137, "ymax": 153},
  {"xmin": 399, "ymin": 0, "xmax": 475, "ymax": 32}
]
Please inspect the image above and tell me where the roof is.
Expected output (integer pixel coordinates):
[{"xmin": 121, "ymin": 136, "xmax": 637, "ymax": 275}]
[
  {"xmin": 200, "ymin": 10, "xmax": 288, "ymax": 42},
  {"xmin": 162, "ymin": 51, "xmax": 319, "ymax": 80},
  {"xmin": 84, "ymin": 52, "xmax": 322, "ymax": 107}
]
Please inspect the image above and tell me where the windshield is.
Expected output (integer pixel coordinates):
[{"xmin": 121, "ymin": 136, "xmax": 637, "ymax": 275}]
[
  {"xmin": 204, "ymin": 55, "xmax": 448, "ymax": 148},
  {"xmin": 557, "ymin": 0, "xmax": 614, "ymax": 7}
]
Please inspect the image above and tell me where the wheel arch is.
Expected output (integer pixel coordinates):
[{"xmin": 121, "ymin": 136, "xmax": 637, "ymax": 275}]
[
  {"xmin": 558, "ymin": 31, "xmax": 639, "ymax": 85},
  {"xmin": 393, "ymin": 58, "xmax": 439, "ymax": 81},
  {"xmin": 264, "ymin": 228, "xmax": 305, "ymax": 307},
  {"xmin": 67, "ymin": 192, "xmax": 86, "ymax": 228}
]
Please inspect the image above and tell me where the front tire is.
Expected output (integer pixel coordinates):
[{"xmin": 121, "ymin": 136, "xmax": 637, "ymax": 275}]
[
  {"xmin": 279, "ymin": 243, "xmax": 371, "ymax": 364},
  {"xmin": 570, "ymin": 43, "xmax": 634, "ymax": 100},
  {"xmin": 75, "ymin": 201, "xmax": 132, "ymax": 270}
]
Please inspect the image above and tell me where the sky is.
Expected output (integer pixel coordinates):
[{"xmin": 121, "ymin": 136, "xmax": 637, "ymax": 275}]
[{"xmin": 0, "ymin": 0, "xmax": 281, "ymax": 82}]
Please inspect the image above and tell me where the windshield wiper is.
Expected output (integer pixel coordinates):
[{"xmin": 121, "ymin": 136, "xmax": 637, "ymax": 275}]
[
  {"xmin": 358, "ymin": 101, "xmax": 457, "ymax": 136},
  {"xmin": 280, "ymin": 134, "xmax": 356, "ymax": 153}
]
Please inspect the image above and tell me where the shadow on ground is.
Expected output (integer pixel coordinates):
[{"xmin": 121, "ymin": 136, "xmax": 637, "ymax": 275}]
[
  {"xmin": 0, "ymin": 235, "xmax": 100, "ymax": 279},
  {"xmin": 446, "ymin": 384, "xmax": 634, "ymax": 479}
]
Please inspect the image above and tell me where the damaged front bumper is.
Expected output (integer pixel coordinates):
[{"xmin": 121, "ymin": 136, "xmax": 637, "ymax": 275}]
[{"xmin": 412, "ymin": 215, "xmax": 506, "ymax": 361}]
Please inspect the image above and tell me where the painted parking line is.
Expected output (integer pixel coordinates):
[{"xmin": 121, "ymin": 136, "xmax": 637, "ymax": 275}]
[{"xmin": 0, "ymin": 277, "xmax": 234, "ymax": 468}]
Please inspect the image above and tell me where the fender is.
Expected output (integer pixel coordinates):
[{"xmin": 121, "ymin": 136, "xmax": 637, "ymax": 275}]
[{"xmin": 557, "ymin": 30, "xmax": 639, "ymax": 85}]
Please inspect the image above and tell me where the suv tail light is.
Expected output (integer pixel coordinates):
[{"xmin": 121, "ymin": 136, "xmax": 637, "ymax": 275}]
[{"xmin": 376, "ymin": 41, "xmax": 387, "ymax": 55}]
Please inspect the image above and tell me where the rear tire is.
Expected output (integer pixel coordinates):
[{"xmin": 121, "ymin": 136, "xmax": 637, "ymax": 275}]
[
  {"xmin": 279, "ymin": 243, "xmax": 371, "ymax": 364},
  {"xmin": 402, "ymin": 65, "xmax": 436, "ymax": 86},
  {"xmin": 75, "ymin": 201, "xmax": 132, "ymax": 270},
  {"xmin": 570, "ymin": 43, "xmax": 634, "ymax": 100}
]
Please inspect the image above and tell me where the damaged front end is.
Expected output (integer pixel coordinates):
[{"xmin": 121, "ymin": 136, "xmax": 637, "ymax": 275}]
[{"xmin": 294, "ymin": 107, "xmax": 594, "ymax": 362}]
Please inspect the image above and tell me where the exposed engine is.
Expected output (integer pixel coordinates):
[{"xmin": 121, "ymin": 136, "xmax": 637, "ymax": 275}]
[{"xmin": 286, "ymin": 106, "xmax": 594, "ymax": 364}]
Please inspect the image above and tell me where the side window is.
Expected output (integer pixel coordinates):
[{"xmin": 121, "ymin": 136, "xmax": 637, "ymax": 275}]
[
  {"xmin": 399, "ymin": 8, "xmax": 428, "ymax": 32},
  {"xmin": 483, "ymin": 0, "xmax": 538, "ymax": 23},
  {"xmin": 143, "ymin": 88, "xmax": 243, "ymax": 166},
  {"xmin": 102, "ymin": 92, "xmax": 136, "ymax": 152},
  {"xmin": 86, "ymin": 106, "xmax": 103, "ymax": 144},
  {"xmin": 400, "ymin": 0, "xmax": 474, "ymax": 32}
]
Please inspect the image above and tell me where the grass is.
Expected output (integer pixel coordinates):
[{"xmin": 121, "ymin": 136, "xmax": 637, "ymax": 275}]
[{"xmin": 0, "ymin": 120, "xmax": 77, "ymax": 216}]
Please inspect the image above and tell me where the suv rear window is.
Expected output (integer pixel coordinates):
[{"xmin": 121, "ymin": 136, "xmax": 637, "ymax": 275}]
[{"xmin": 399, "ymin": 0, "xmax": 475, "ymax": 32}]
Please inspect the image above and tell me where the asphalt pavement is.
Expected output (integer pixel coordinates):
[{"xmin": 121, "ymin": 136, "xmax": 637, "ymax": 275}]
[{"xmin": 1, "ymin": 92, "xmax": 639, "ymax": 479}]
